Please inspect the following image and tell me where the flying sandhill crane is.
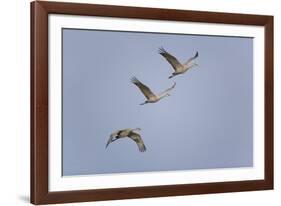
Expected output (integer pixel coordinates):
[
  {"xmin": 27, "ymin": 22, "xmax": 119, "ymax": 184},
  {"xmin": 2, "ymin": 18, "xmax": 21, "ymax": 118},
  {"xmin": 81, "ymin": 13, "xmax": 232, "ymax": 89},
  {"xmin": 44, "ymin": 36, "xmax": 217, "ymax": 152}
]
[
  {"xmin": 106, "ymin": 128, "xmax": 146, "ymax": 152},
  {"xmin": 159, "ymin": 47, "xmax": 199, "ymax": 79},
  {"xmin": 131, "ymin": 76, "xmax": 176, "ymax": 105}
]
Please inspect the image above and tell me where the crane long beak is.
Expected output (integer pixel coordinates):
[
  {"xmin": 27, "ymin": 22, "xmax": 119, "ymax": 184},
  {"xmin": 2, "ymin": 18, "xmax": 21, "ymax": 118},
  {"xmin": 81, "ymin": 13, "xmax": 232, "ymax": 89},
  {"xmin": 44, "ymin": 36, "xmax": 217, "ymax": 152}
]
[
  {"xmin": 105, "ymin": 141, "xmax": 111, "ymax": 148},
  {"xmin": 105, "ymin": 137, "xmax": 117, "ymax": 149}
]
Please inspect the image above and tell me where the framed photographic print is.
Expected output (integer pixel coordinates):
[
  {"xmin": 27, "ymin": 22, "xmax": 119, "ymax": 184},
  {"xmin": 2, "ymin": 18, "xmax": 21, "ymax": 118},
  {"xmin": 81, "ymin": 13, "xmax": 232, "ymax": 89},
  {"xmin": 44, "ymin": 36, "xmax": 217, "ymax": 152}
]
[{"xmin": 30, "ymin": 1, "xmax": 274, "ymax": 204}]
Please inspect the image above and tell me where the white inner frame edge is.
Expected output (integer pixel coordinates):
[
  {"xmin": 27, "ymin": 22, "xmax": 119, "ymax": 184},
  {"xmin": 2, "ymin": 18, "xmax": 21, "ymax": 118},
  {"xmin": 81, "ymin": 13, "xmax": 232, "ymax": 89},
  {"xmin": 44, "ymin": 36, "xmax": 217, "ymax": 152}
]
[{"xmin": 49, "ymin": 14, "xmax": 265, "ymax": 192}]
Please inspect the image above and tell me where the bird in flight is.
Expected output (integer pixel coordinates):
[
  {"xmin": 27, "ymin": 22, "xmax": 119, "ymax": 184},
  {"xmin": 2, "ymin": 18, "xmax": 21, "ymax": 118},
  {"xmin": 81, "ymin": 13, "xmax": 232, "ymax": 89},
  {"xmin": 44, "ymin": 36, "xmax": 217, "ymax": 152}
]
[
  {"xmin": 159, "ymin": 47, "xmax": 199, "ymax": 79},
  {"xmin": 131, "ymin": 76, "xmax": 176, "ymax": 105},
  {"xmin": 106, "ymin": 128, "xmax": 146, "ymax": 152}
]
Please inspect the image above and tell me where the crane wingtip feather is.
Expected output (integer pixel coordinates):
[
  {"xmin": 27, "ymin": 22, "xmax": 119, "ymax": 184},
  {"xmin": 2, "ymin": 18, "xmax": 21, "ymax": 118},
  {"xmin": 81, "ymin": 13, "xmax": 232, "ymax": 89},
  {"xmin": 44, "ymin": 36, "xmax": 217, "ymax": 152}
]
[
  {"xmin": 158, "ymin": 46, "xmax": 166, "ymax": 54},
  {"xmin": 130, "ymin": 76, "xmax": 139, "ymax": 83}
]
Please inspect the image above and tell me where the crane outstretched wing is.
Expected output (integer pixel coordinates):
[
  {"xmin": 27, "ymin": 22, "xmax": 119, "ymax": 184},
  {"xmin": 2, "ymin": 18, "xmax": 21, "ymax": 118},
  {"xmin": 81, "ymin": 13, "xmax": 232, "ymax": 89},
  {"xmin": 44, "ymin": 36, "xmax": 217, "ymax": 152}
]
[
  {"xmin": 131, "ymin": 77, "xmax": 156, "ymax": 100},
  {"xmin": 184, "ymin": 51, "xmax": 199, "ymax": 66},
  {"xmin": 128, "ymin": 131, "xmax": 146, "ymax": 152},
  {"xmin": 159, "ymin": 47, "xmax": 182, "ymax": 72}
]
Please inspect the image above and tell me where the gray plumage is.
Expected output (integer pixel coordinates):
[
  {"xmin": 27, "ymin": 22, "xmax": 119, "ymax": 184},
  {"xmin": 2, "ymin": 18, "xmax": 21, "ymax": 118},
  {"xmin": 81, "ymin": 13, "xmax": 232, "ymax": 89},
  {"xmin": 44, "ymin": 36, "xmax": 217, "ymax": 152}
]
[
  {"xmin": 106, "ymin": 128, "xmax": 146, "ymax": 152},
  {"xmin": 131, "ymin": 76, "xmax": 176, "ymax": 105},
  {"xmin": 159, "ymin": 47, "xmax": 199, "ymax": 78}
]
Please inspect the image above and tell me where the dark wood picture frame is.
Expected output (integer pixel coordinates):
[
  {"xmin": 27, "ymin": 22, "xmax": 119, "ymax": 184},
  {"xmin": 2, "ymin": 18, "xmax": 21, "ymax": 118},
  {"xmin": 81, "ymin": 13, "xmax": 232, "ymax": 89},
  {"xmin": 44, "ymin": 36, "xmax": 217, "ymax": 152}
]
[{"xmin": 31, "ymin": 1, "xmax": 274, "ymax": 204}]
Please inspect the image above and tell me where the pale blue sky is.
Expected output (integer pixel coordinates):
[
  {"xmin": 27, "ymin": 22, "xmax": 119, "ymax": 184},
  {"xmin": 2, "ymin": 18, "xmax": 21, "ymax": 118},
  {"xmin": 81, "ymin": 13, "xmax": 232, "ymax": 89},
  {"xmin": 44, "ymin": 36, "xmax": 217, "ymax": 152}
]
[{"xmin": 62, "ymin": 28, "xmax": 253, "ymax": 176}]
